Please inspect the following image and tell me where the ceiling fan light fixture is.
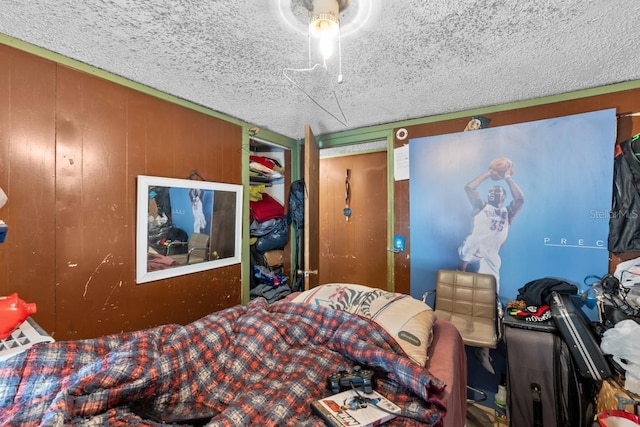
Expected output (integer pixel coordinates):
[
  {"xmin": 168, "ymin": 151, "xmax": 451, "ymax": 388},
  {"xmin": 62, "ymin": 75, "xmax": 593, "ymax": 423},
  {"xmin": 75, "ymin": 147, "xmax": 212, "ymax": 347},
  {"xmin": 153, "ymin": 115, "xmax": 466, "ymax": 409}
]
[
  {"xmin": 309, "ymin": 12, "xmax": 339, "ymax": 38},
  {"xmin": 303, "ymin": 0, "xmax": 351, "ymax": 37}
]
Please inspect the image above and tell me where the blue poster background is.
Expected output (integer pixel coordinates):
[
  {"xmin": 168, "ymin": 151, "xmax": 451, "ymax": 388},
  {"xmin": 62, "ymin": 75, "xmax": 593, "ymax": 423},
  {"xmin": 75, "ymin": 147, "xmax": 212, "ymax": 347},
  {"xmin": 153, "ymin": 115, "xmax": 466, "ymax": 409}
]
[
  {"xmin": 168, "ymin": 187, "xmax": 213, "ymax": 237},
  {"xmin": 409, "ymin": 109, "xmax": 616, "ymax": 311}
]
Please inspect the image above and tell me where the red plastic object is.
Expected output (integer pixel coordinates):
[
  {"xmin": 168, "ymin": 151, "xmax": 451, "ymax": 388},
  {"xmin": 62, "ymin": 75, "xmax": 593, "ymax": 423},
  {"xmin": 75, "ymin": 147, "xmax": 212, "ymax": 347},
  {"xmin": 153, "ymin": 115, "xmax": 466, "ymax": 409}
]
[
  {"xmin": 0, "ymin": 293, "xmax": 37, "ymax": 340},
  {"xmin": 596, "ymin": 410, "xmax": 640, "ymax": 426}
]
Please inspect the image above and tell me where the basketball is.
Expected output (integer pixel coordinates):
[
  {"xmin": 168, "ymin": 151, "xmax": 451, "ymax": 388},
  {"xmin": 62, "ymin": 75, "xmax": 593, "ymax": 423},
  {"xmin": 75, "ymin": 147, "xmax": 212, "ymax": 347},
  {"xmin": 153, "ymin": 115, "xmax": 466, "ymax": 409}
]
[{"xmin": 489, "ymin": 157, "xmax": 514, "ymax": 179}]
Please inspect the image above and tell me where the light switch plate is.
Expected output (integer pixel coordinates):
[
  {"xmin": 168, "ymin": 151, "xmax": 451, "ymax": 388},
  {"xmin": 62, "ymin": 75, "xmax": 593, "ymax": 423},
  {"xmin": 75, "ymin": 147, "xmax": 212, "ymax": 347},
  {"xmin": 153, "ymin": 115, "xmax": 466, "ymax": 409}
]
[{"xmin": 393, "ymin": 235, "xmax": 405, "ymax": 252}]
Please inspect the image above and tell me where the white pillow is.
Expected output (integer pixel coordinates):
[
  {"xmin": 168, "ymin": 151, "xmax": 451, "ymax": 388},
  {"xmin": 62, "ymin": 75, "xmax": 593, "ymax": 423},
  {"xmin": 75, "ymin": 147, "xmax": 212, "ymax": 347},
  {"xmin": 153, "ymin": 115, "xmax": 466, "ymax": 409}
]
[{"xmin": 291, "ymin": 283, "xmax": 436, "ymax": 366}]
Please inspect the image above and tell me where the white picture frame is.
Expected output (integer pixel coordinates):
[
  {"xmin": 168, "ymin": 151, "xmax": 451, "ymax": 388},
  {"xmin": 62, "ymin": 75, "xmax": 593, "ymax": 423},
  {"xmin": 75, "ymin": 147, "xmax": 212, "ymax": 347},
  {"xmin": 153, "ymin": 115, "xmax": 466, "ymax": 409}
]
[{"xmin": 136, "ymin": 175, "xmax": 243, "ymax": 284}]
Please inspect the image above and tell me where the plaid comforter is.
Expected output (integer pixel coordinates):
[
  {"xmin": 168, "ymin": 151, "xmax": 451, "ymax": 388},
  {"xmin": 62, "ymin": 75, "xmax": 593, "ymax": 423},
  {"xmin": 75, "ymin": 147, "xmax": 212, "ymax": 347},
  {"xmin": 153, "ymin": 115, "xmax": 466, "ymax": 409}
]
[{"xmin": 0, "ymin": 298, "xmax": 446, "ymax": 426}]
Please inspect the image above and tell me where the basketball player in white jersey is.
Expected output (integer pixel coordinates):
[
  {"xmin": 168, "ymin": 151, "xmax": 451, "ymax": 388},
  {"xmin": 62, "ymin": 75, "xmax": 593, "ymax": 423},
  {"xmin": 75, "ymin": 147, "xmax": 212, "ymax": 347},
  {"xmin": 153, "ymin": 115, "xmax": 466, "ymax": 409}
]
[
  {"xmin": 459, "ymin": 167, "xmax": 524, "ymax": 286},
  {"xmin": 458, "ymin": 165, "xmax": 524, "ymax": 373},
  {"xmin": 189, "ymin": 188, "xmax": 207, "ymax": 234}
]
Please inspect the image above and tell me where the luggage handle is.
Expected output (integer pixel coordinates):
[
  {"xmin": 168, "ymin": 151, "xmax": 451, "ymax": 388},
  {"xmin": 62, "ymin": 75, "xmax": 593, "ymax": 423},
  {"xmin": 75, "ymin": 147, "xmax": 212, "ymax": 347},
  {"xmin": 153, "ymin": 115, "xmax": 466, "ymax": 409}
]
[{"xmin": 531, "ymin": 383, "xmax": 543, "ymax": 427}]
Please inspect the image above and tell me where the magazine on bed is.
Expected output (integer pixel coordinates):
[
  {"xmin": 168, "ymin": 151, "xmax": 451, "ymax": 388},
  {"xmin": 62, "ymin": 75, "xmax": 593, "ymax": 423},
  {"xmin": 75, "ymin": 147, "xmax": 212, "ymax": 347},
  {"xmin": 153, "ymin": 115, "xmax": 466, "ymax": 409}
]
[{"xmin": 311, "ymin": 389, "xmax": 401, "ymax": 427}]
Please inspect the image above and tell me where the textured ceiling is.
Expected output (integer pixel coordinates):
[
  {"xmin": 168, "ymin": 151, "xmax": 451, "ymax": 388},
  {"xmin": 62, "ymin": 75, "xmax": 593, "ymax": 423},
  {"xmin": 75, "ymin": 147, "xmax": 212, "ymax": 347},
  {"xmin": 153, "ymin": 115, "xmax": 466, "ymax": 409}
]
[{"xmin": 1, "ymin": 0, "xmax": 639, "ymax": 139}]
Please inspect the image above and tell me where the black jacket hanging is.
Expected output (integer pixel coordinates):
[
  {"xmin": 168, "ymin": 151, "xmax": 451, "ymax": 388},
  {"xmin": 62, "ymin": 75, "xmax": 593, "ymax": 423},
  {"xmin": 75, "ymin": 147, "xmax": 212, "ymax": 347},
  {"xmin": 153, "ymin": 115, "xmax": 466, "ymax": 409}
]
[{"xmin": 609, "ymin": 133, "xmax": 640, "ymax": 253}]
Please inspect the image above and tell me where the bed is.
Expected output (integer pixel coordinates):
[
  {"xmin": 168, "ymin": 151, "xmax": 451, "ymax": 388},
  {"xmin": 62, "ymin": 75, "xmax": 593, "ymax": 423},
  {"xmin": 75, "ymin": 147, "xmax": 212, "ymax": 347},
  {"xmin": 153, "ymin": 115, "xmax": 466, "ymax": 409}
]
[{"xmin": 0, "ymin": 284, "xmax": 466, "ymax": 426}]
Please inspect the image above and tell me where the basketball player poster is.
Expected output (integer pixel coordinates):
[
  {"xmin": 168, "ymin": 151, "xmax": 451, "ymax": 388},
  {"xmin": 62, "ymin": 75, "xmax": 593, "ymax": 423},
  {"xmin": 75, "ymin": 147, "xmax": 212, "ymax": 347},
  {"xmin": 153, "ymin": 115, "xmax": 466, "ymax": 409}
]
[
  {"xmin": 409, "ymin": 108, "xmax": 615, "ymax": 309},
  {"xmin": 408, "ymin": 108, "xmax": 616, "ymax": 396},
  {"xmin": 168, "ymin": 187, "xmax": 213, "ymax": 237}
]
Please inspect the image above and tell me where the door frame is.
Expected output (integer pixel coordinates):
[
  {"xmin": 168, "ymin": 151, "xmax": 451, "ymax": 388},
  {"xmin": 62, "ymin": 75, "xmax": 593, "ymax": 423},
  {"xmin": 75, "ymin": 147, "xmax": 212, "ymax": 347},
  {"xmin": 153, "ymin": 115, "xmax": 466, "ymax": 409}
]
[
  {"xmin": 317, "ymin": 143, "xmax": 389, "ymax": 288},
  {"xmin": 315, "ymin": 130, "xmax": 396, "ymax": 292},
  {"xmin": 303, "ymin": 125, "xmax": 320, "ymax": 290}
]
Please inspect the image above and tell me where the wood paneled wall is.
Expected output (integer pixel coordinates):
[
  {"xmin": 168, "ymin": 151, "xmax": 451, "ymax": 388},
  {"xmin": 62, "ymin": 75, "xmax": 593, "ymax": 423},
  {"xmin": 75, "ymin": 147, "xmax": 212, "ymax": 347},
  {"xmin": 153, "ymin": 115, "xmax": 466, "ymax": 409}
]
[
  {"xmin": 393, "ymin": 88, "xmax": 640, "ymax": 295},
  {"xmin": 0, "ymin": 44, "xmax": 243, "ymax": 340}
]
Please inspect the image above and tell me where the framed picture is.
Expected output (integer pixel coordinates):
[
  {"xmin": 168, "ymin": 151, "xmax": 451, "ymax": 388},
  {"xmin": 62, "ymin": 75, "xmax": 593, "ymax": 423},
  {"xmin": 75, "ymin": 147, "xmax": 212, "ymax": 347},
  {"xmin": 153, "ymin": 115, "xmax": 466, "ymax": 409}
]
[{"xmin": 136, "ymin": 175, "xmax": 243, "ymax": 284}]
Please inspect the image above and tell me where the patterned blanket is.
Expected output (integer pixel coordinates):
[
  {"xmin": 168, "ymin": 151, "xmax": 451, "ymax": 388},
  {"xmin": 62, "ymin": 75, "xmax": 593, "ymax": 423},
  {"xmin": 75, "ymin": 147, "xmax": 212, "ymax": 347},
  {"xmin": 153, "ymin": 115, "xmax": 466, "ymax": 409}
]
[{"xmin": 0, "ymin": 298, "xmax": 446, "ymax": 426}]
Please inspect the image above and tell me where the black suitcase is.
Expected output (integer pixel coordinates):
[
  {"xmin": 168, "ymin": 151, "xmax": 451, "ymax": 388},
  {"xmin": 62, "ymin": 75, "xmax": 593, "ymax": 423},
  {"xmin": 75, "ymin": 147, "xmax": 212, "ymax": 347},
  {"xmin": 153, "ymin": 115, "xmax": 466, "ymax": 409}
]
[
  {"xmin": 505, "ymin": 314, "xmax": 595, "ymax": 427},
  {"xmin": 548, "ymin": 291, "xmax": 612, "ymax": 381}
]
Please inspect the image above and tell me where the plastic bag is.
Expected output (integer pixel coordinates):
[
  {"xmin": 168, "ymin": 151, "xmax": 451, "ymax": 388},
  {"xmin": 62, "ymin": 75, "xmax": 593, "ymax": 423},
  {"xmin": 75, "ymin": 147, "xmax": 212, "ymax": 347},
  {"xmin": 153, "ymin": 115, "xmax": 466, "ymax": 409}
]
[
  {"xmin": 600, "ymin": 319, "xmax": 640, "ymax": 378},
  {"xmin": 614, "ymin": 256, "xmax": 640, "ymax": 288}
]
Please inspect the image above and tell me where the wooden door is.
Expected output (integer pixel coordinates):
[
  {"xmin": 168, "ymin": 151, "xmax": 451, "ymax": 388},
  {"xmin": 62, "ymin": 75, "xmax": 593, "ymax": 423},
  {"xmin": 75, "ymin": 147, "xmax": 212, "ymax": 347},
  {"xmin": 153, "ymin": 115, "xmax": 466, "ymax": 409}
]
[
  {"xmin": 303, "ymin": 125, "xmax": 320, "ymax": 290},
  {"xmin": 318, "ymin": 151, "xmax": 388, "ymax": 288}
]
